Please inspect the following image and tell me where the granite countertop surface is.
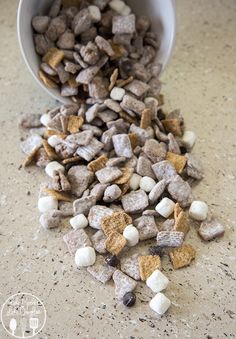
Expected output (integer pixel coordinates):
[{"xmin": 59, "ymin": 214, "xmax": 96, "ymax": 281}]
[{"xmin": 0, "ymin": 0, "xmax": 235, "ymax": 338}]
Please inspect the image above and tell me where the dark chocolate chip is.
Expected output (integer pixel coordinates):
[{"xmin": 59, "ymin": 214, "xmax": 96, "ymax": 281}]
[
  {"xmin": 180, "ymin": 146, "xmax": 187, "ymax": 154},
  {"xmin": 123, "ymin": 291, "xmax": 136, "ymax": 307},
  {"xmin": 105, "ymin": 255, "xmax": 119, "ymax": 267},
  {"xmin": 157, "ymin": 108, "xmax": 166, "ymax": 121}
]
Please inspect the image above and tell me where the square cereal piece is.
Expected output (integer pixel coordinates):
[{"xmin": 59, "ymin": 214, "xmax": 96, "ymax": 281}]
[
  {"xmin": 112, "ymin": 134, "xmax": 133, "ymax": 158},
  {"xmin": 44, "ymin": 188, "xmax": 73, "ymax": 202},
  {"xmin": 63, "ymin": 229, "xmax": 92, "ymax": 255},
  {"xmin": 174, "ymin": 203, "xmax": 182, "ymax": 220},
  {"xmin": 101, "ymin": 211, "xmax": 131, "ymax": 236},
  {"xmin": 128, "ymin": 133, "xmax": 139, "ymax": 149},
  {"xmin": 198, "ymin": 219, "xmax": 225, "ymax": 241},
  {"xmin": 113, "ymin": 269, "xmax": 137, "ymax": 300},
  {"xmin": 167, "ymin": 175, "xmax": 193, "ymax": 207},
  {"xmin": 121, "ymin": 189, "xmax": 149, "ymax": 214},
  {"xmin": 43, "ymin": 47, "xmax": 65, "ymax": 69},
  {"xmin": 113, "ymin": 167, "xmax": 134, "ymax": 185},
  {"xmin": 121, "ymin": 95, "xmax": 146, "ymax": 116},
  {"xmin": 87, "ymin": 154, "xmax": 108, "ymax": 172},
  {"xmin": 39, "ymin": 70, "xmax": 58, "ymax": 88},
  {"xmin": 112, "ymin": 14, "xmax": 136, "ymax": 35},
  {"xmin": 174, "ymin": 211, "xmax": 189, "ymax": 236},
  {"xmin": 134, "ymin": 215, "xmax": 158, "ymax": 241},
  {"xmin": 169, "ymin": 244, "xmax": 196, "ymax": 269},
  {"xmin": 162, "ymin": 119, "xmax": 183, "ymax": 137},
  {"xmin": 87, "ymin": 255, "xmax": 115, "ymax": 283},
  {"xmin": 120, "ymin": 253, "xmax": 140, "ymax": 281},
  {"xmin": 166, "ymin": 152, "xmax": 187, "ymax": 173},
  {"xmin": 67, "ymin": 116, "xmax": 84, "ymax": 133},
  {"xmin": 91, "ymin": 230, "xmax": 107, "ymax": 254},
  {"xmin": 125, "ymin": 80, "xmax": 150, "ymax": 98},
  {"xmin": 156, "ymin": 231, "xmax": 184, "ymax": 247},
  {"xmin": 22, "ymin": 147, "xmax": 39, "ymax": 167},
  {"xmin": 42, "ymin": 140, "xmax": 58, "ymax": 160},
  {"xmin": 105, "ymin": 231, "xmax": 127, "ymax": 256},
  {"xmin": 138, "ymin": 255, "xmax": 161, "ymax": 281},
  {"xmin": 95, "ymin": 166, "xmax": 122, "ymax": 184},
  {"xmin": 76, "ymin": 138, "xmax": 104, "ymax": 161},
  {"xmin": 143, "ymin": 139, "xmax": 167, "ymax": 164},
  {"xmin": 140, "ymin": 108, "xmax": 152, "ymax": 129}
]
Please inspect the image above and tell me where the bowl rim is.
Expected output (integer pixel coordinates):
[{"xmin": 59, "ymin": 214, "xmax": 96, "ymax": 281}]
[{"xmin": 17, "ymin": 0, "xmax": 176, "ymax": 104}]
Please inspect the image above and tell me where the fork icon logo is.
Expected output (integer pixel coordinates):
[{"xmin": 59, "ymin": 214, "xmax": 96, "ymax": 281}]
[{"xmin": 1, "ymin": 293, "xmax": 46, "ymax": 338}]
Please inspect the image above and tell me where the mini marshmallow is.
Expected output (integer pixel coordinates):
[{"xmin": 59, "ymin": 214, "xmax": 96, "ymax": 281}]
[
  {"xmin": 129, "ymin": 173, "xmax": 142, "ymax": 191},
  {"xmin": 155, "ymin": 198, "xmax": 175, "ymax": 218},
  {"xmin": 38, "ymin": 196, "xmax": 58, "ymax": 213},
  {"xmin": 139, "ymin": 176, "xmax": 156, "ymax": 193},
  {"xmin": 75, "ymin": 246, "xmax": 96, "ymax": 267},
  {"xmin": 47, "ymin": 135, "xmax": 62, "ymax": 148},
  {"xmin": 88, "ymin": 5, "xmax": 101, "ymax": 22},
  {"xmin": 121, "ymin": 5, "xmax": 131, "ymax": 16},
  {"xmin": 45, "ymin": 161, "xmax": 65, "ymax": 178},
  {"xmin": 123, "ymin": 224, "xmax": 139, "ymax": 247},
  {"xmin": 70, "ymin": 214, "xmax": 88, "ymax": 230},
  {"xmin": 149, "ymin": 292, "xmax": 171, "ymax": 315},
  {"xmin": 146, "ymin": 269, "xmax": 169, "ymax": 293},
  {"xmin": 110, "ymin": 87, "xmax": 125, "ymax": 101},
  {"xmin": 40, "ymin": 113, "xmax": 51, "ymax": 127},
  {"xmin": 109, "ymin": 0, "xmax": 126, "ymax": 14},
  {"xmin": 189, "ymin": 201, "xmax": 208, "ymax": 221},
  {"xmin": 182, "ymin": 131, "xmax": 196, "ymax": 149}
]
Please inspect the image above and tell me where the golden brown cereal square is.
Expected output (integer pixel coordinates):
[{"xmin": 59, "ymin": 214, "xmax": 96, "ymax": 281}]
[
  {"xmin": 166, "ymin": 152, "xmax": 187, "ymax": 173},
  {"xmin": 39, "ymin": 70, "xmax": 58, "ymax": 89},
  {"xmin": 174, "ymin": 203, "xmax": 182, "ymax": 220},
  {"xmin": 87, "ymin": 154, "xmax": 108, "ymax": 172},
  {"xmin": 113, "ymin": 168, "xmax": 134, "ymax": 185},
  {"xmin": 42, "ymin": 140, "xmax": 58, "ymax": 160},
  {"xmin": 140, "ymin": 108, "xmax": 152, "ymax": 129},
  {"xmin": 43, "ymin": 188, "xmax": 73, "ymax": 202},
  {"xmin": 116, "ymin": 76, "xmax": 134, "ymax": 87},
  {"xmin": 62, "ymin": 156, "xmax": 81, "ymax": 165},
  {"xmin": 162, "ymin": 119, "xmax": 183, "ymax": 137},
  {"xmin": 174, "ymin": 211, "xmax": 189, "ymax": 235},
  {"xmin": 43, "ymin": 48, "xmax": 65, "ymax": 69},
  {"xmin": 105, "ymin": 231, "xmax": 127, "ymax": 256},
  {"xmin": 169, "ymin": 244, "xmax": 196, "ymax": 269},
  {"xmin": 128, "ymin": 133, "xmax": 139, "ymax": 149},
  {"xmin": 119, "ymin": 111, "xmax": 137, "ymax": 124},
  {"xmin": 101, "ymin": 211, "xmax": 131, "ymax": 236},
  {"xmin": 109, "ymin": 68, "xmax": 119, "ymax": 91},
  {"xmin": 22, "ymin": 147, "xmax": 39, "ymax": 168},
  {"xmin": 138, "ymin": 255, "xmax": 161, "ymax": 281},
  {"xmin": 67, "ymin": 115, "xmax": 84, "ymax": 134}
]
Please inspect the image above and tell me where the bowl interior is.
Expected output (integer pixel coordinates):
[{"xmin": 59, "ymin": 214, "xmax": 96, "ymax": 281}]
[{"xmin": 17, "ymin": 0, "xmax": 175, "ymax": 104}]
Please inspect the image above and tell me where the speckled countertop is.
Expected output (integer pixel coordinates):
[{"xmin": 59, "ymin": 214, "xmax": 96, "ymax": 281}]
[{"xmin": 0, "ymin": 0, "xmax": 236, "ymax": 338}]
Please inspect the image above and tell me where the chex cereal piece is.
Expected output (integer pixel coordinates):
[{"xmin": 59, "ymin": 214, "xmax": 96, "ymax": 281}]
[
  {"xmin": 169, "ymin": 244, "xmax": 196, "ymax": 269},
  {"xmin": 185, "ymin": 153, "xmax": 203, "ymax": 180},
  {"xmin": 125, "ymin": 80, "xmax": 150, "ymax": 98},
  {"xmin": 20, "ymin": 134, "xmax": 42, "ymax": 155},
  {"xmin": 174, "ymin": 210, "xmax": 189, "ymax": 236},
  {"xmin": 146, "ymin": 269, "xmax": 169, "ymax": 293},
  {"xmin": 120, "ymin": 254, "xmax": 140, "ymax": 280},
  {"xmin": 87, "ymin": 255, "xmax": 116, "ymax": 283},
  {"xmin": 95, "ymin": 35, "xmax": 114, "ymax": 57},
  {"xmin": 113, "ymin": 270, "xmax": 137, "ymax": 300},
  {"xmin": 67, "ymin": 116, "xmax": 84, "ymax": 133},
  {"xmin": 113, "ymin": 167, "xmax": 134, "ymax": 185},
  {"xmin": 174, "ymin": 203, "xmax": 182, "ymax": 220},
  {"xmin": 73, "ymin": 195, "xmax": 96, "ymax": 216},
  {"xmin": 166, "ymin": 152, "xmax": 187, "ymax": 173},
  {"xmin": 156, "ymin": 231, "xmax": 184, "ymax": 247},
  {"xmin": 149, "ymin": 293, "xmax": 171, "ymax": 316},
  {"xmin": 103, "ymin": 184, "xmax": 122, "ymax": 202},
  {"xmin": 134, "ymin": 215, "xmax": 158, "ymax": 240},
  {"xmin": 149, "ymin": 179, "xmax": 167, "ymax": 205},
  {"xmin": 143, "ymin": 139, "xmax": 167, "ymax": 164},
  {"xmin": 116, "ymin": 76, "xmax": 134, "ymax": 88},
  {"xmin": 121, "ymin": 95, "xmax": 146, "ymax": 116},
  {"xmin": 95, "ymin": 166, "xmax": 122, "ymax": 184},
  {"xmin": 168, "ymin": 175, "xmax": 193, "ymax": 207},
  {"xmin": 88, "ymin": 205, "xmax": 113, "ymax": 229},
  {"xmin": 138, "ymin": 255, "xmax": 161, "ymax": 281},
  {"xmin": 129, "ymin": 124, "xmax": 149, "ymax": 146},
  {"xmin": 168, "ymin": 133, "xmax": 181, "ymax": 155},
  {"xmin": 90, "ymin": 183, "xmax": 108, "ymax": 200},
  {"xmin": 121, "ymin": 189, "xmax": 149, "ymax": 214},
  {"xmin": 162, "ymin": 119, "xmax": 183, "ymax": 137},
  {"xmin": 137, "ymin": 156, "xmax": 156, "ymax": 179},
  {"xmin": 106, "ymin": 156, "xmax": 126, "ymax": 167},
  {"xmin": 119, "ymin": 111, "xmax": 137, "ymax": 125},
  {"xmin": 112, "ymin": 14, "xmax": 136, "ymax": 34},
  {"xmin": 89, "ymin": 76, "xmax": 109, "ymax": 100},
  {"xmin": 67, "ymin": 165, "xmax": 94, "ymax": 197},
  {"xmin": 109, "ymin": 68, "xmax": 119, "ymax": 91},
  {"xmin": 76, "ymin": 138, "xmax": 104, "ymax": 161},
  {"xmin": 198, "ymin": 218, "xmax": 225, "ymax": 241},
  {"xmin": 104, "ymin": 99, "xmax": 122, "ymax": 113},
  {"xmin": 152, "ymin": 160, "xmax": 177, "ymax": 182},
  {"xmin": 43, "ymin": 188, "xmax": 73, "ymax": 202},
  {"xmin": 91, "ymin": 230, "xmax": 107, "ymax": 254},
  {"xmin": 112, "ymin": 134, "xmax": 133, "ymax": 158},
  {"xmin": 42, "ymin": 47, "xmax": 64, "ymax": 69},
  {"xmin": 155, "ymin": 198, "xmax": 175, "ymax": 218},
  {"xmin": 87, "ymin": 154, "xmax": 108, "ymax": 172},
  {"xmin": 21, "ymin": 147, "xmax": 39, "ymax": 167},
  {"xmin": 39, "ymin": 210, "xmax": 61, "ymax": 229},
  {"xmin": 140, "ymin": 108, "xmax": 152, "ymax": 129},
  {"xmin": 76, "ymin": 55, "xmax": 108, "ymax": 84},
  {"xmin": 66, "ymin": 130, "xmax": 93, "ymax": 146},
  {"xmin": 63, "ymin": 229, "xmax": 92, "ymax": 256},
  {"xmin": 160, "ymin": 219, "xmax": 175, "ymax": 232},
  {"xmin": 128, "ymin": 133, "xmax": 139, "ymax": 149},
  {"xmin": 42, "ymin": 140, "xmax": 58, "ymax": 160},
  {"xmin": 105, "ymin": 231, "xmax": 127, "ymax": 256},
  {"xmin": 62, "ymin": 156, "xmax": 80, "ymax": 165},
  {"xmin": 101, "ymin": 210, "xmax": 131, "ymax": 236}
]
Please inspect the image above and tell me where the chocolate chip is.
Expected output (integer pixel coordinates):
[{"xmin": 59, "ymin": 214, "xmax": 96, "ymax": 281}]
[
  {"xmin": 180, "ymin": 146, "xmax": 187, "ymax": 154},
  {"xmin": 122, "ymin": 291, "xmax": 136, "ymax": 307},
  {"xmin": 105, "ymin": 254, "xmax": 119, "ymax": 267},
  {"xmin": 157, "ymin": 108, "xmax": 166, "ymax": 121}
]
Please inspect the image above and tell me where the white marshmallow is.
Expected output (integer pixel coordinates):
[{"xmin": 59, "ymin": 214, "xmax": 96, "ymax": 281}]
[
  {"xmin": 123, "ymin": 225, "xmax": 139, "ymax": 247},
  {"xmin": 149, "ymin": 292, "xmax": 171, "ymax": 315},
  {"xmin": 45, "ymin": 161, "xmax": 65, "ymax": 178},
  {"xmin": 110, "ymin": 87, "xmax": 125, "ymax": 101},
  {"xmin": 129, "ymin": 173, "xmax": 142, "ymax": 191},
  {"xmin": 40, "ymin": 113, "xmax": 51, "ymax": 127},
  {"xmin": 120, "ymin": 4, "xmax": 131, "ymax": 16},
  {"xmin": 109, "ymin": 0, "xmax": 126, "ymax": 14},
  {"xmin": 144, "ymin": 96, "xmax": 159, "ymax": 107},
  {"xmin": 47, "ymin": 135, "xmax": 62, "ymax": 148},
  {"xmin": 75, "ymin": 247, "xmax": 96, "ymax": 267},
  {"xmin": 38, "ymin": 196, "xmax": 58, "ymax": 213},
  {"xmin": 139, "ymin": 176, "xmax": 156, "ymax": 193},
  {"xmin": 146, "ymin": 269, "xmax": 169, "ymax": 293},
  {"xmin": 70, "ymin": 214, "xmax": 88, "ymax": 230},
  {"xmin": 88, "ymin": 5, "xmax": 101, "ymax": 22},
  {"xmin": 182, "ymin": 131, "xmax": 196, "ymax": 149},
  {"xmin": 155, "ymin": 198, "xmax": 175, "ymax": 218},
  {"xmin": 189, "ymin": 200, "xmax": 208, "ymax": 221}
]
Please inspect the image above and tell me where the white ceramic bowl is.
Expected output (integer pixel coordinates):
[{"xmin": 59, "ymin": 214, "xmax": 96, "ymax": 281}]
[{"xmin": 17, "ymin": 0, "xmax": 176, "ymax": 104}]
